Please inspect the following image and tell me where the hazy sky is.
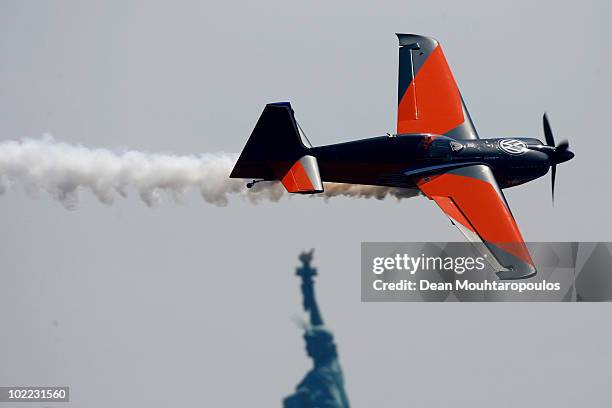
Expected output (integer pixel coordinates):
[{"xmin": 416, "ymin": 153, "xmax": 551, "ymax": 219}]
[{"xmin": 1, "ymin": 1, "xmax": 611, "ymax": 407}]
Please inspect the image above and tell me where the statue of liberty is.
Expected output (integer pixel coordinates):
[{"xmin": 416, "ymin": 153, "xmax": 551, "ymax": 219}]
[{"xmin": 283, "ymin": 250, "xmax": 351, "ymax": 408}]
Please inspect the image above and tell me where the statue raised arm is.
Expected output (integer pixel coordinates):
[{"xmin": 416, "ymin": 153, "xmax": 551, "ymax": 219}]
[{"xmin": 296, "ymin": 249, "xmax": 324, "ymax": 326}]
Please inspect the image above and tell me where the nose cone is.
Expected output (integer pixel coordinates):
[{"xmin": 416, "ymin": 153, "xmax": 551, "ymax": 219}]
[{"xmin": 555, "ymin": 149, "xmax": 575, "ymax": 164}]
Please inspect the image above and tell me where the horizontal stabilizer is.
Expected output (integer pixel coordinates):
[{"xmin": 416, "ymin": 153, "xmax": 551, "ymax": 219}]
[{"xmin": 278, "ymin": 155, "xmax": 323, "ymax": 194}]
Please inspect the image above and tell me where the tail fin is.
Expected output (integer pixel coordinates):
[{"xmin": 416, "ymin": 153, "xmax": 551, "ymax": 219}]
[{"xmin": 230, "ymin": 102, "xmax": 323, "ymax": 194}]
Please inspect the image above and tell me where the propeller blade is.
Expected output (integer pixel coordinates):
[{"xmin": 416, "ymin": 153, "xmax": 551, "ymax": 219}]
[
  {"xmin": 557, "ymin": 139, "xmax": 569, "ymax": 151},
  {"xmin": 543, "ymin": 113, "xmax": 555, "ymax": 147},
  {"xmin": 551, "ymin": 164, "xmax": 556, "ymax": 206}
]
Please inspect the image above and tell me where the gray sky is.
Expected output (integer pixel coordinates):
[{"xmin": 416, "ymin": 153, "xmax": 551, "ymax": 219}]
[{"xmin": 1, "ymin": 0, "xmax": 611, "ymax": 406}]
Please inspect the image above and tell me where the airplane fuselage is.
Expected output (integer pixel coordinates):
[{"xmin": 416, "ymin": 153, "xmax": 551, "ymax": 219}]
[
  {"xmin": 231, "ymin": 33, "xmax": 575, "ymax": 280},
  {"xmin": 310, "ymin": 134, "xmax": 552, "ymax": 190}
]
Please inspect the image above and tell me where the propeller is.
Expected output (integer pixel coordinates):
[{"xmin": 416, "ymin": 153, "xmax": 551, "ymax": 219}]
[{"xmin": 543, "ymin": 113, "xmax": 574, "ymax": 205}]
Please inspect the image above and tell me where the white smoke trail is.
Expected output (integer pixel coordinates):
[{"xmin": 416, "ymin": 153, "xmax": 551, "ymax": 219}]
[
  {"xmin": 0, "ymin": 136, "xmax": 418, "ymax": 209},
  {"xmin": 322, "ymin": 182, "xmax": 419, "ymax": 200}
]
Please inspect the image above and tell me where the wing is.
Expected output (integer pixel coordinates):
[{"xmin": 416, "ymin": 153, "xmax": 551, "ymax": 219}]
[
  {"xmin": 417, "ymin": 164, "xmax": 536, "ymax": 280},
  {"xmin": 396, "ymin": 34, "xmax": 478, "ymax": 140}
]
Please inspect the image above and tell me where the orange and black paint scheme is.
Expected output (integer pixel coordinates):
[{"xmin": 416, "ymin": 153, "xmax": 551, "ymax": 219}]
[{"xmin": 230, "ymin": 34, "xmax": 574, "ymax": 280}]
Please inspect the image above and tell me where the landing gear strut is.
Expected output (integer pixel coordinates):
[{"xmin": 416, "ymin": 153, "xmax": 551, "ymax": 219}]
[{"xmin": 246, "ymin": 179, "xmax": 265, "ymax": 189}]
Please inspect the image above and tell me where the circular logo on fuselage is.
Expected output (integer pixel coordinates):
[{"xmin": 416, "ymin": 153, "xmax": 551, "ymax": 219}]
[{"xmin": 499, "ymin": 139, "xmax": 528, "ymax": 155}]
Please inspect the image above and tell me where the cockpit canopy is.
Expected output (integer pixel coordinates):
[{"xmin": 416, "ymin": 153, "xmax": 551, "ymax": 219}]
[{"xmin": 427, "ymin": 136, "xmax": 463, "ymax": 158}]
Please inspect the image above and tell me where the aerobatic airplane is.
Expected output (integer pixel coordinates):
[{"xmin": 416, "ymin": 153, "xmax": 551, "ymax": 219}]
[{"xmin": 230, "ymin": 34, "xmax": 574, "ymax": 280}]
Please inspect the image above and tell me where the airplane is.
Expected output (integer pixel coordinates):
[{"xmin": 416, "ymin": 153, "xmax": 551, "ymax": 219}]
[{"xmin": 230, "ymin": 34, "xmax": 574, "ymax": 280}]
